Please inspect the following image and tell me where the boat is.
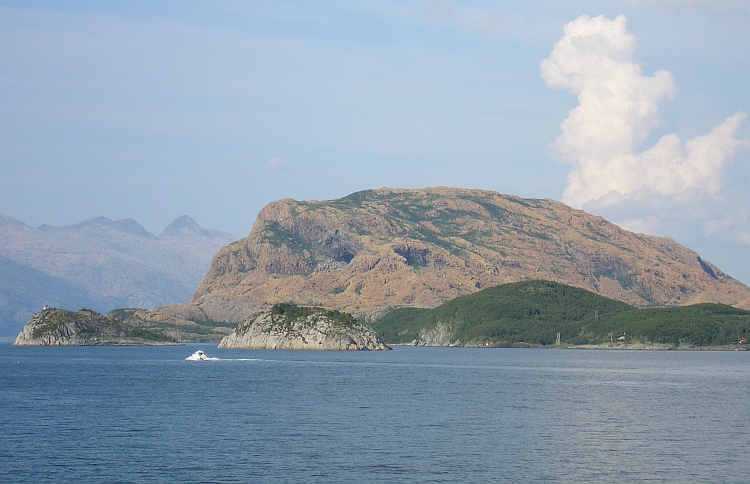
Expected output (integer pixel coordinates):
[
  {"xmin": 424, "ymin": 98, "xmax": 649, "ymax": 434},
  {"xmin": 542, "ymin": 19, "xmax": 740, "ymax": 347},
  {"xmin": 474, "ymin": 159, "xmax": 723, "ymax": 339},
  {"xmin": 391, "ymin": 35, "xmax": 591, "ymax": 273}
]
[{"xmin": 186, "ymin": 349, "xmax": 210, "ymax": 361}]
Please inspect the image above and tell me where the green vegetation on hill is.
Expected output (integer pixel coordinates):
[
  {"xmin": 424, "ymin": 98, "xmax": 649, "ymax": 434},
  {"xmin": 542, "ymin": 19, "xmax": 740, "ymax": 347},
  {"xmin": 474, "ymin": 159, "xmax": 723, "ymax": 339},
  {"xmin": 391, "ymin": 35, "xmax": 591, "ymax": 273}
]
[
  {"xmin": 29, "ymin": 308, "xmax": 175, "ymax": 343},
  {"xmin": 269, "ymin": 302, "xmax": 357, "ymax": 325},
  {"xmin": 374, "ymin": 281, "xmax": 633, "ymax": 345},
  {"xmin": 586, "ymin": 303, "xmax": 750, "ymax": 346},
  {"xmin": 234, "ymin": 303, "xmax": 363, "ymax": 337},
  {"xmin": 372, "ymin": 280, "xmax": 750, "ymax": 347}
]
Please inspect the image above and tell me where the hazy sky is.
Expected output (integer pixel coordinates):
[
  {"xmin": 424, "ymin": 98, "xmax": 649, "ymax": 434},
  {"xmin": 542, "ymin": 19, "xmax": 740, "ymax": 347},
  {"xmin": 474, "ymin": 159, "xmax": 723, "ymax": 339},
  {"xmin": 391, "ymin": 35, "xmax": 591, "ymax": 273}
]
[{"xmin": 2, "ymin": 1, "xmax": 750, "ymax": 283}]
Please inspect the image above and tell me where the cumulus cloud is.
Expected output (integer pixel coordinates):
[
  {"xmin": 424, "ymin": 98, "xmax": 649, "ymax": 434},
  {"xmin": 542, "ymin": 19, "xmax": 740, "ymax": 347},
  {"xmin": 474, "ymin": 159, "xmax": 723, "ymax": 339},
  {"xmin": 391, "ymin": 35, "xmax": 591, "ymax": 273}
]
[{"xmin": 541, "ymin": 14, "xmax": 748, "ymax": 210}]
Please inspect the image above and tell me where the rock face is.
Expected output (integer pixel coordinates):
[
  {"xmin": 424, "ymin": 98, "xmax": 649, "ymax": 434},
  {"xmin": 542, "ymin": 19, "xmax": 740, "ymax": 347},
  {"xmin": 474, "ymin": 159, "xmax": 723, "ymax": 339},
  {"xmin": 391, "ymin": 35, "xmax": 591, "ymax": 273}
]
[
  {"xmin": 191, "ymin": 187, "xmax": 750, "ymax": 323},
  {"xmin": 14, "ymin": 308, "xmax": 178, "ymax": 346},
  {"xmin": 218, "ymin": 304, "xmax": 390, "ymax": 350},
  {"xmin": 414, "ymin": 322, "xmax": 454, "ymax": 347}
]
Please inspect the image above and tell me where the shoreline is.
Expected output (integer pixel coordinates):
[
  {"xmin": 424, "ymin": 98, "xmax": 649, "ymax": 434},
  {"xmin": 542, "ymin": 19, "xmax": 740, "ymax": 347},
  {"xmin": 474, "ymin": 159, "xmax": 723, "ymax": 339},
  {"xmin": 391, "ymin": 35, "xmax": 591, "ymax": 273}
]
[
  {"xmin": 392, "ymin": 342, "xmax": 750, "ymax": 351},
  {"xmin": 565, "ymin": 342, "xmax": 750, "ymax": 351}
]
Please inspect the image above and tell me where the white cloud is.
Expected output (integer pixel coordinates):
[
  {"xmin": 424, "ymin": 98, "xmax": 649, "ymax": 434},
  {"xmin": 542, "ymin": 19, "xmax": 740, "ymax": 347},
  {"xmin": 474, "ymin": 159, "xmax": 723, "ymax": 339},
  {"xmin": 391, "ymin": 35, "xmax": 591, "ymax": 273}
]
[
  {"xmin": 541, "ymin": 14, "xmax": 748, "ymax": 210},
  {"xmin": 616, "ymin": 216, "xmax": 660, "ymax": 234}
]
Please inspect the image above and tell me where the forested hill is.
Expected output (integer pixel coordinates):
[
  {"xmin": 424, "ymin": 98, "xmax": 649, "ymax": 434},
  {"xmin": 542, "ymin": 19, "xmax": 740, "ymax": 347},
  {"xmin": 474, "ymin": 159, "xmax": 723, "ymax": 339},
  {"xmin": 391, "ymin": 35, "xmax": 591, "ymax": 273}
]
[{"xmin": 372, "ymin": 280, "xmax": 750, "ymax": 347}]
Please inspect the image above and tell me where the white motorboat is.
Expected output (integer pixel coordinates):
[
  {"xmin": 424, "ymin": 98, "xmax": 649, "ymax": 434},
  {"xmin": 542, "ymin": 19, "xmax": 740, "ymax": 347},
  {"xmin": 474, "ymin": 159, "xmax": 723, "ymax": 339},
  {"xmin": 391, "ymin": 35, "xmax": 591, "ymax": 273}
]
[{"xmin": 186, "ymin": 349, "xmax": 211, "ymax": 361}]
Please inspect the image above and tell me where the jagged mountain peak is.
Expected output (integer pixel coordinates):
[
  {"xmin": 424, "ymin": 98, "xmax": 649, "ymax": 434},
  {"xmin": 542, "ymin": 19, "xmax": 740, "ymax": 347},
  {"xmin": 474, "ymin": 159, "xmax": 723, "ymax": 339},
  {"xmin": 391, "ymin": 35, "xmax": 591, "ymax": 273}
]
[
  {"xmin": 160, "ymin": 215, "xmax": 209, "ymax": 237},
  {"xmin": 0, "ymin": 214, "xmax": 31, "ymax": 229}
]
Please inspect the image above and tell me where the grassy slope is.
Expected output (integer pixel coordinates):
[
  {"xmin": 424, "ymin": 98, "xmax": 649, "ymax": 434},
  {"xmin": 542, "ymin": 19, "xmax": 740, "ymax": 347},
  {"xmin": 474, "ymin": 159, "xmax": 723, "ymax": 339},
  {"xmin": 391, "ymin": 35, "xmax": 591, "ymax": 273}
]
[{"xmin": 372, "ymin": 280, "xmax": 750, "ymax": 346}]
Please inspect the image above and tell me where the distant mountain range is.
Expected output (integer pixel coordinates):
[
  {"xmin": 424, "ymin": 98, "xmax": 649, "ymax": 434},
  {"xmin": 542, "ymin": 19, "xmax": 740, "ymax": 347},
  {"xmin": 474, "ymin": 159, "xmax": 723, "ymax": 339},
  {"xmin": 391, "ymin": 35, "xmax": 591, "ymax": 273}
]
[{"xmin": 0, "ymin": 215, "xmax": 235, "ymax": 336}]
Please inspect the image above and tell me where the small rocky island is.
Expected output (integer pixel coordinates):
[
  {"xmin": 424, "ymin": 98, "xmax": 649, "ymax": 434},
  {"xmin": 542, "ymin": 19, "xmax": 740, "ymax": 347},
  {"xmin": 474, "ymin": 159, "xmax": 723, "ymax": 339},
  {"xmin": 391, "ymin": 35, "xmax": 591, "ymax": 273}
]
[
  {"xmin": 14, "ymin": 308, "xmax": 178, "ymax": 346},
  {"xmin": 218, "ymin": 303, "xmax": 390, "ymax": 351}
]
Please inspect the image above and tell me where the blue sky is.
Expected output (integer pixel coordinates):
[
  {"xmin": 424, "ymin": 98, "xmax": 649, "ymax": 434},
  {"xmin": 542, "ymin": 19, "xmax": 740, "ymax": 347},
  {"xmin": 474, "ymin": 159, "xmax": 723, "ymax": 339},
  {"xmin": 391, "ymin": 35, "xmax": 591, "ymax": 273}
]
[{"xmin": 2, "ymin": 1, "xmax": 750, "ymax": 283}]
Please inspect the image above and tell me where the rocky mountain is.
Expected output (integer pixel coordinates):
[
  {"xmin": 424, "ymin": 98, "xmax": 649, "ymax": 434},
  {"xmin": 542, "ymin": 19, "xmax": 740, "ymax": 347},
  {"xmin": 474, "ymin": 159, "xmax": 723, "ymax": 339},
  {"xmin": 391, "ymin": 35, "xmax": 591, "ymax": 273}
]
[
  {"xmin": 218, "ymin": 303, "xmax": 390, "ymax": 350},
  {"xmin": 189, "ymin": 187, "xmax": 750, "ymax": 323},
  {"xmin": 0, "ymin": 215, "xmax": 235, "ymax": 336}
]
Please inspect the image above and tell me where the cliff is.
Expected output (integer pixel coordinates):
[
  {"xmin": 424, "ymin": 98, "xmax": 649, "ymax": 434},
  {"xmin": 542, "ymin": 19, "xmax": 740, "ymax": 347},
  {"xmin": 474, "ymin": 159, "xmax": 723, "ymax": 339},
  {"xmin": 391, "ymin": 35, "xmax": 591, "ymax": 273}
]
[
  {"xmin": 190, "ymin": 188, "xmax": 750, "ymax": 323},
  {"xmin": 218, "ymin": 303, "xmax": 390, "ymax": 350}
]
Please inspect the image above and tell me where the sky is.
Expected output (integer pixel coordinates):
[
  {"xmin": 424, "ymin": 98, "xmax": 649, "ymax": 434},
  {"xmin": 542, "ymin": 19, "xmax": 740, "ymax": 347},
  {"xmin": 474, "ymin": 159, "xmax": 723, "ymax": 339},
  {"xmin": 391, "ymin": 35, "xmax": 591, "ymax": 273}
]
[{"xmin": 2, "ymin": 1, "xmax": 750, "ymax": 283}]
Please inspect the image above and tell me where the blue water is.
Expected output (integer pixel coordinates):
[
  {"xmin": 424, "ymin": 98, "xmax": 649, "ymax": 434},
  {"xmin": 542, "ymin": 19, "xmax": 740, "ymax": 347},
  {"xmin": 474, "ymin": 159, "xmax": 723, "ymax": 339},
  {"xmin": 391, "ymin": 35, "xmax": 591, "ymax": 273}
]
[{"xmin": 1, "ymin": 344, "xmax": 748, "ymax": 483}]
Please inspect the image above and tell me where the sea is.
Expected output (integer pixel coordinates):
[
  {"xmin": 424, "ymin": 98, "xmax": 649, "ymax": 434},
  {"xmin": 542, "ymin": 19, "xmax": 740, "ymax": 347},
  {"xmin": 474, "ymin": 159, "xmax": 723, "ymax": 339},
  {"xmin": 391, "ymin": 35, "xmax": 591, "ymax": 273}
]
[{"xmin": 1, "ymin": 343, "xmax": 748, "ymax": 483}]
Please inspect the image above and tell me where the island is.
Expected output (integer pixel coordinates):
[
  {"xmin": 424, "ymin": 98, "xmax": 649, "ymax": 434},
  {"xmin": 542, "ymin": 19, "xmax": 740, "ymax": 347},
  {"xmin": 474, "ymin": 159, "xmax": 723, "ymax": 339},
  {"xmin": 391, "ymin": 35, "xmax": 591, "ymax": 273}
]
[
  {"xmin": 14, "ymin": 308, "xmax": 178, "ymax": 346},
  {"xmin": 218, "ymin": 303, "xmax": 390, "ymax": 350}
]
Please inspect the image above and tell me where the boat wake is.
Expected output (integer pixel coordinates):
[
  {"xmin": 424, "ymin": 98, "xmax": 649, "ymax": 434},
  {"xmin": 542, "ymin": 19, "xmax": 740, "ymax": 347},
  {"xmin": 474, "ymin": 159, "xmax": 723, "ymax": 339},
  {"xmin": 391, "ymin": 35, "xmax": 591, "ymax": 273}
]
[
  {"xmin": 219, "ymin": 358, "xmax": 263, "ymax": 361},
  {"xmin": 185, "ymin": 350, "xmax": 261, "ymax": 362}
]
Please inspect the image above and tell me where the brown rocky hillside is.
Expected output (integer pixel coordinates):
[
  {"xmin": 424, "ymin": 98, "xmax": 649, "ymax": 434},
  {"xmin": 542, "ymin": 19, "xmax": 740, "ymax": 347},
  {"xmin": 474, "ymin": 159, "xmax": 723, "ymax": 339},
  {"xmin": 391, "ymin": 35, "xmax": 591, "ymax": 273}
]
[{"xmin": 189, "ymin": 187, "xmax": 750, "ymax": 323}]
